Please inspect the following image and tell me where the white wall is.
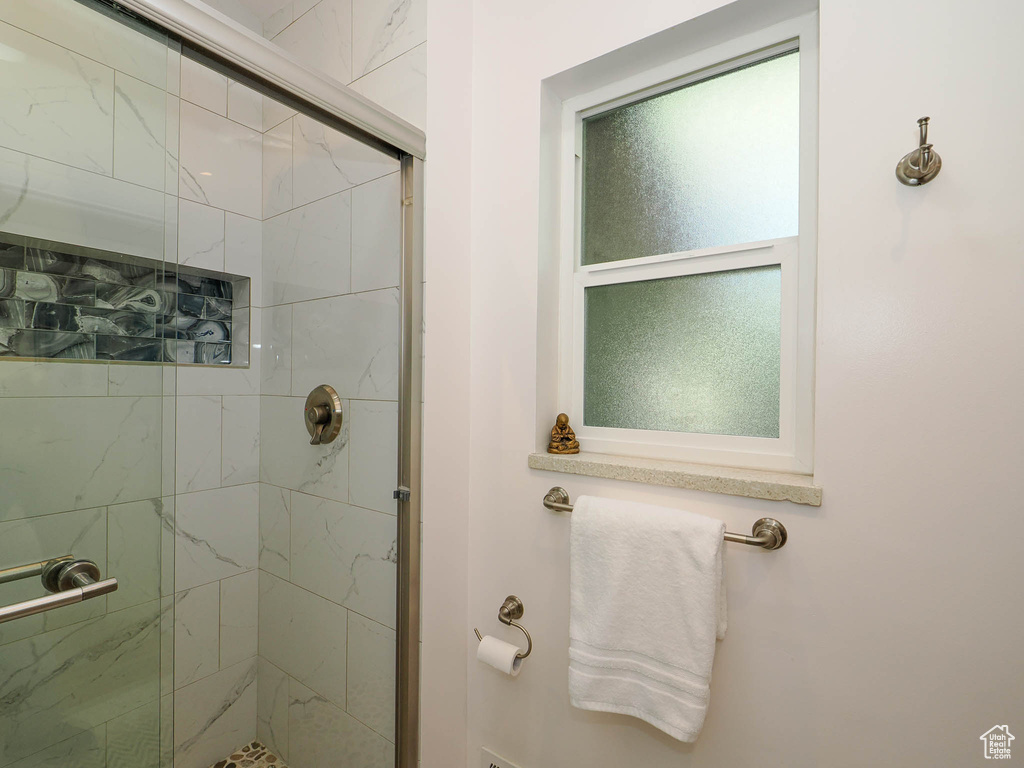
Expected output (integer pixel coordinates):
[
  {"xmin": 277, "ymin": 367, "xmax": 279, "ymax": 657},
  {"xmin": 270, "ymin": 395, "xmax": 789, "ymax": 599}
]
[
  {"xmin": 422, "ymin": 0, "xmax": 1024, "ymax": 766},
  {"xmin": 420, "ymin": 0, "xmax": 472, "ymax": 764}
]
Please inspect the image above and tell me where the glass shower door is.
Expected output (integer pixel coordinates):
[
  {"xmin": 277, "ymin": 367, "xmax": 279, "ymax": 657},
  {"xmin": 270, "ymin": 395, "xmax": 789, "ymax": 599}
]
[
  {"xmin": 256, "ymin": 87, "xmax": 405, "ymax": 767},
  {"xmin": 0, "ymin": 0, "xmax": 419, "ymax": 764},
  {"xmin": 0, "ymin": 2, "xmax": 176, "ymax": 766}
]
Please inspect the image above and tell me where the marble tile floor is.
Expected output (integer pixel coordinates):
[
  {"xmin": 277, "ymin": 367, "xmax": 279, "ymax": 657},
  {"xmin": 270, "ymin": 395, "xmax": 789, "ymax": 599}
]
[{"xmin": 208, "ymin": 741, "xmax": 288, "ymax": 768}]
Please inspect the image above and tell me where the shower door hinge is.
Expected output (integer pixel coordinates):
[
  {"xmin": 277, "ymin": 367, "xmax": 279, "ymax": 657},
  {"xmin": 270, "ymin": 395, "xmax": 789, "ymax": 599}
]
[{"xmin": 393, "ymin": 486, "xmax": 411, "ymax": 502}]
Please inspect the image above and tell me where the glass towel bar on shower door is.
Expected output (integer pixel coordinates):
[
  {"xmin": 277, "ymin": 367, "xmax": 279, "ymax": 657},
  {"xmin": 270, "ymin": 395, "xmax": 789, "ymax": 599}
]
[{"xmin": 0, "ymin": 555, "xmax": 119, "ymax": 625}]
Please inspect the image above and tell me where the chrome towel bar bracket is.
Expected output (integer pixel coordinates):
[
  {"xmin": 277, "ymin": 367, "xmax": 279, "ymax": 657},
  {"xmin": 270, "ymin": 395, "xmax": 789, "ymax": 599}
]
[{"xmin": 542, "ymin": 487, "xmax": 788, "ymax": 550}]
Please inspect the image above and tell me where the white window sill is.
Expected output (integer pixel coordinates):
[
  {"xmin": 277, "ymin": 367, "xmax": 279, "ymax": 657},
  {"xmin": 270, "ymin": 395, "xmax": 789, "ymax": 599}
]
[{"xmin": 527, "ymin": 451, "xmax": 822, "ymax": 506}]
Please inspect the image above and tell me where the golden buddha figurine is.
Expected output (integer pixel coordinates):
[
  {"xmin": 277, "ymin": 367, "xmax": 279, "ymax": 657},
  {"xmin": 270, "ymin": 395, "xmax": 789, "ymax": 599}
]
[{"xmin": 548, "ymin": 413, "xmax": 580, "ymax": 454}]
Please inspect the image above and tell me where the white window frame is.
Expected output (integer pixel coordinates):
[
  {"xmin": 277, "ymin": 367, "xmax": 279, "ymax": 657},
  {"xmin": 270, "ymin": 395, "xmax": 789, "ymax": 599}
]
[{"xmin": 556, "ymin": 14, "xmax": 818, "ymax": 474}]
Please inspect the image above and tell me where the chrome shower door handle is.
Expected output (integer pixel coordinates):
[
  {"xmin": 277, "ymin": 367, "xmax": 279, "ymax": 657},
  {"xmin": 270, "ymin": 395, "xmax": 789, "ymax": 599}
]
[
  {"xmin": 0, "ymin": 554, "xmax": 73, "ymax": 585},
  {"xmin": 0, "ymin": 578, "xmax": 119, "ymax": 625},
  {"xmin": 0, "ymin": 557, "xmax": 118, "ymax": 625}
]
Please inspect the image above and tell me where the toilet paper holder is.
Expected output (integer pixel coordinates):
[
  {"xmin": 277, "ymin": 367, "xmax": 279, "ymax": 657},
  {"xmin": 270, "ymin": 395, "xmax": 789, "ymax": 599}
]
[{"xmin": 473, "ymin": 595, "xmax": 533, "ymax": 659}]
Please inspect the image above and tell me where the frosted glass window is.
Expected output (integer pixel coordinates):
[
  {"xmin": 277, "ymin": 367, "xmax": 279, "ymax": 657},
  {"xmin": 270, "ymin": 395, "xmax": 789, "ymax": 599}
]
[
  {"xmin": 583, "ymin": 265, "xmax": 781, "ymax": 437},
  {"xmin": 581, "ymin": 51, "xmax": 799, "ymax": 265}
]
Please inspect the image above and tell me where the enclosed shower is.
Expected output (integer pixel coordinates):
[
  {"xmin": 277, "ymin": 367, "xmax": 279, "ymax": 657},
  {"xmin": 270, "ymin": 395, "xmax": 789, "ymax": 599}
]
[{"xmin": 0, "ymin": 1, "xmax": 423, "ymax": 766}]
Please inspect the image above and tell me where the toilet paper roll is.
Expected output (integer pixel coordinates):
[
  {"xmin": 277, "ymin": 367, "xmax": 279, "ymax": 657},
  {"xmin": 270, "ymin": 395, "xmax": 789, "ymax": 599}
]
[{"xmin": 476, "ymin": 635, "xmax": 524, "ymax": 676}]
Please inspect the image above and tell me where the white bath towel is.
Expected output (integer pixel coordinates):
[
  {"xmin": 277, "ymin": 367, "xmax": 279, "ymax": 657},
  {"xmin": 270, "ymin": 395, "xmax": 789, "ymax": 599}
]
[{"xmin": 568, "ymin": 495, "xmax": 727, "ymax": 742}]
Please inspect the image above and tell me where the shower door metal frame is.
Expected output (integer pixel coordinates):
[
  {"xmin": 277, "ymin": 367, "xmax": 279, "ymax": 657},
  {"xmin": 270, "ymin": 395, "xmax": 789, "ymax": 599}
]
[
  {"xmin": 111, "ymin": 0, "xmax": 425, "ymax": 160},
  {"xmin": 396, "ymin": 155, "xmax": 423, "ymax": 768},
  {"xmin": 93, "ymin": 1, "xmax": 426, "ymax": 765}
]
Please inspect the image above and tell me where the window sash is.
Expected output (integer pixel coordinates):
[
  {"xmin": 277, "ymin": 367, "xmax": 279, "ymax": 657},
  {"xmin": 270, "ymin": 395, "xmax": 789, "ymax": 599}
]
[
  {"xmin": 571, "ymin": 238, "xmax": 805, "ymax": 470},
  {"xmin": 556, "ymin": 14, "xmax": 818, "ymax": 473}
]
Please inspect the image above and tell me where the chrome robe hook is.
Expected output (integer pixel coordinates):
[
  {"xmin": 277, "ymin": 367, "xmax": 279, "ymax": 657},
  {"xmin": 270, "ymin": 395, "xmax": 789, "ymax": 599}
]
[
  {"xmin": 896, "ymin": 116, "xmax": 942, "ymax": 186},
  {"xmin": 473, "ymin": 595, "xmax": 533, "ymax": 659}
]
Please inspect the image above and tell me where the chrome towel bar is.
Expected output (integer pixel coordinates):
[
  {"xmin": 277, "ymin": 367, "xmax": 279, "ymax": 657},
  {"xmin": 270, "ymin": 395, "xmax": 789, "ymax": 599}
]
[
  {"xmin": 542, "ymin": 487, "xmax": 788, "ymax": 550},
  {"xmin": 0, "ymin": 556, "xmax": 118, "ymax": 625}
]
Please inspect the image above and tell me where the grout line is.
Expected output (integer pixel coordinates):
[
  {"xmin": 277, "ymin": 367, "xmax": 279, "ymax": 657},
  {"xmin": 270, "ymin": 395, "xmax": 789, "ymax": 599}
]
[
  {"xmin": 346, "ymin": 397, "xmax": 353, "ymax": 504},
  {"xmin": 259, "ymin": 395, "xmax": 399, "ymax": 413},
  {"xmin": 172, "ymin": 567, "xmax": 258, "ymax": 596},
  {"xmin": 255, "ymin": 569, "xmax": 261, "ymax": 663},
  {"xmin": 348, "ymin": 160, "xmax": 354, "ymax": 292},
  {"xmin": 177, "ymin": 196, "xmax": 260, "ymax": 222},
  {"xmin": 0, "ymin": 15, "xmax": 169, "ymax": 93},
  {"xmin": 0, "ymin": 392, "xmax": 144, "ymax": 400},
  {"xmin": 217, "ymin": 578, "xmax": 223, "ymax": 670},
  {"xmin": 180, "ymin": 97, "xmax": 263, "ymax": 140},
  {"xmin": 173, "ymin": 481, "xmax": 259, "ymax": 499},
  {"xmin": 350, "ymin": 39, "xmax": 428, "ymax": 86},
  {"xmin": 262, "ymin": 108, "xmax": 295, "ymax": 136},
  {"xmin": 288, "ymin": 115, "xmax": 295, "ymax": 216},
  {"xmin": 111, "ymin": 70, "xmax": 118, "ymax": 182},
  {"xmin": 344, "ymin": 604, "xmax": 349, "ymax": 710},
  {"xmin": 222, "ymin": 208, "xmax": 228, "ymax": 271},
  {"xmin": 346, "ymin": 710, "xmax": 396, "ymax": 747},
  {"xmin": 6, "ymin": 144, "xmax": 165, "ymax": 196},
  {"xmin": 260, "ymin": 555, "xmax": 399, "ymax": 624},
  {"xmin": 0, "ymin": 495, "xmax": 161, "ymax": 524},
  {"xmin": 260, "ymin": 283, "xmax": 401, "ymax": 310},
  {"xmin": 177, "ymin": 60, "xmax": 238, "ymax": 126},
  {"xmin": 268, "ymin": 0, "xmax": 320, "ymax": 43},
  {"xmin": 262, "ymin": 156, "xmax": 398, "ymax": 224},
  {"xmin": 104, "ymin": 503, "xmax": 110, "ymax": 596}
]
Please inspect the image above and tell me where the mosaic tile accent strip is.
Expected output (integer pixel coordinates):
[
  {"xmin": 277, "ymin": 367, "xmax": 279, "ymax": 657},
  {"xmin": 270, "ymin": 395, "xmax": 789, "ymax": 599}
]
[
  {"xmin": 0, "ymin": 233, "xmax": 248, "ymax": 365},
  {"xmin": 208, "ymin": 741, "xmax": 288, "ymax": 768}
]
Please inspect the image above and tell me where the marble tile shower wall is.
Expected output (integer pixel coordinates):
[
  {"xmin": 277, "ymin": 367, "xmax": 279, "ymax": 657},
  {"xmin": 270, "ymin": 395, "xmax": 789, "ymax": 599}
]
[
  {"xmin": 0, "ymin": 3, "xmax": 264, "ymax": 768},
  {"xmin": 242, "ymin": 1, "xmax": 424, "ymax": 765},
  {"xmin": 256, "ymin": 96, "xmax": 404, "ymax": 768},
  {"xmin": 0, "ymin": 3, "xmax": 179, "ymax": 768},
  {"xmin": 251, "ymin": 0, "xmax": 427, "ymax": 133},
  {"xmin": 170, "ymin": 48, "xmax": 266, "ymax": 768},
  {"xmin": 175, "ymin": 3, "xmax": 423, "ymax": 760},
  {"xmin": 0, "ymin": 1, "xmax": 424, "ymax": 767}
]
